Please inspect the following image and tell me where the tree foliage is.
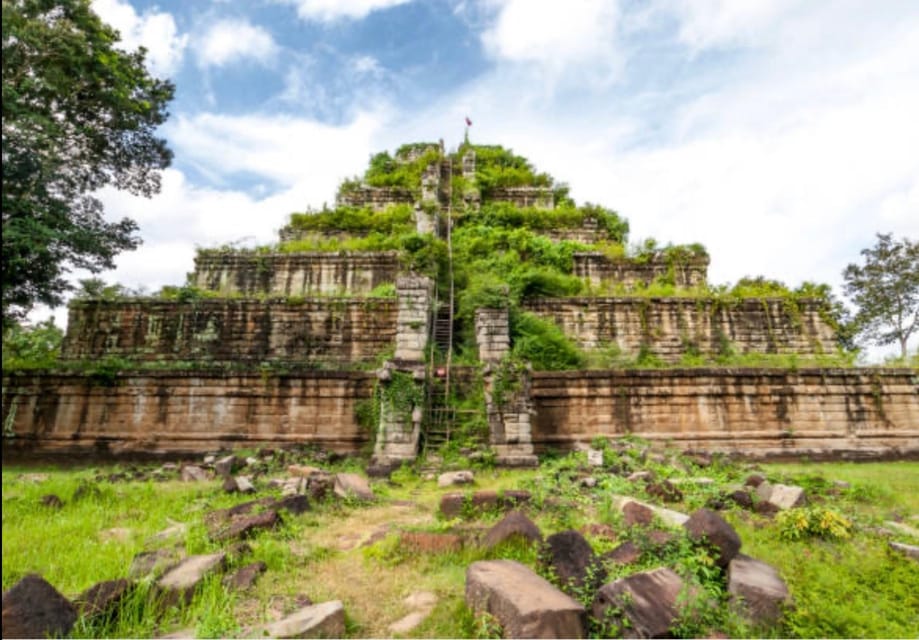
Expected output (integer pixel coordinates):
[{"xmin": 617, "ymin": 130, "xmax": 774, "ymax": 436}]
[
  {"xmin": 1, "ymin": 0, "xmax": 174, "ymax": 327},
  {"xmin": 842, "ymin": 233, "xmax": 919, "ymax": 358}
]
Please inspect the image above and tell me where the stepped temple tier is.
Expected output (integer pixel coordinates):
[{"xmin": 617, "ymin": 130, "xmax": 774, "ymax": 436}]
[{"xmin": 3, "ymin": 141, "xmax": 917, "ymax": 464}]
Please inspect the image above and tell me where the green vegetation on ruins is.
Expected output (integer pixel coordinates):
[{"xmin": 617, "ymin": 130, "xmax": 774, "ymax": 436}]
[{"xmin": 3, "ymin": 444, "xmax": 917, "ymax": 638}]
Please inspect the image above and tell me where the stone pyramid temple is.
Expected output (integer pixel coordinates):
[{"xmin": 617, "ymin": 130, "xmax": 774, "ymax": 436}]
[{"xmin": 3, "ymin": 141, "xmax": 917, "ymax": 463}]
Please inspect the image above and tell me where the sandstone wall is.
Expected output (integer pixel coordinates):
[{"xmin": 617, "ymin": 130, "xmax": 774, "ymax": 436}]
[
  {"xmin": 488, "ymin": 187, "xmax": 554, "ymax": 210},
  {"xmin": 192, "ymin": 252, "xmax": 400, "ymax": 296},
  {"xmin": 61, "ymin": 299, "xmax": 397, "ymax": 365},
  {"xmin": 336, "ymin": 186, "xmax": 414, "ymax": 210},
  {"xmin": 530, "ymin": 369, "xmax": 919, "ymax": 460},
  {"xmin": 2, "ymin": 371, "xmax": 374, "ymax": 456},
  {"xmin": 524, "ymin": 297, "xmax": 836, "ymax": 361},
  {"xmin": 573, "ymin": 253, "xmax": 709, "ymax": 288}
]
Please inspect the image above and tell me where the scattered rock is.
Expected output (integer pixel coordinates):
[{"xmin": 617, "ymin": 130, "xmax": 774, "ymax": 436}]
[
  {"xmin": 544, "ymin": 530, "xmax": 606, "ymax": 594},
  {"xmin": 603, "ymin": 541, "xmax": 641, "ymax": 565},
  {"xmin": 245, "ymin": 456, "xmax": 258, "ymax": 466},
  {"xmin": 333, "ymin": 473, "xmax": 374, "ymax": 501},
  {"xmin": 222, "ymin": 477, "xmax": 239, "ymax": 493},
  {"xmin": 388, "ymin": 591, "xmax": 438, "ymax": 635},
  {"xmin": 684, "ymin": 508, "xmax": 742, "ymax": 567},
  {"xmin": 180, "ymin": 465, "xmax": 208, "ymax": 482},
  {"xmin": 210, "ymin": 509, "xmax": 279, "ymax": 542},
  {"xmin": 235, "ymin": 476, "xmax": 256, "ymax": 493},
  {"xmin": 686, "ymin": 452, "xmax": 713, "ymax": 468},
  {"xmin": 586, "ymin": 448, "xmax": 604, "ymax": 467},
  {"xmin": 644, "ymin": 529, "xmax": 675, "ymax": 548},
  {"xmin": 40, "ymin": 494, "xmax": 63, "ymax": 509},
  {"xmin": 756, "ymin": 483, "xmax": 805, "ymax": 510},
  {"xmin": 623, "ymin": 501, "xmax": 655, "ymax": 527},
  {"xmin": 889, "ymin": 541, "xmax": 919, "ymax": 561},
  {"xmin": 580, "ymin": 476, "xmax": 597, "ymax": 488},
  {"xmin": 581, "ymin": 523, "xmax": 616, "ymax": 541},
  {"xmin": 727, "ymin": 554, "xmax": 792, "ymax": 624},
  {"xmin": 254, "ymin": 600, "xmax": 345, "ymax": 639},
  {"xmin": 646, "ymin": 479, "xmax": 683, "ymax": 503},
  {"xmin": 287, "ymin": 464, "xmax": 323, "ymax": 478},
  {"xmin": 744, "ymin": 473, "xmax": 766, "ymax": 488},
  {"xmin": 20, "ymin": 473, "xmax": 50, "ymax": 483},
  {"xmin": 466, "ymin": 560, "xmax": 586, "ymax": 639},
  {"xmin": 727, "ymin": 489, "xmax": 754, "ymax": 510},
  {"xmin": 156, "ymin": 552, "xmax": 226, "ymax": 605},
  {"xmin": 75, "ymin": 579, "xmax": 133, "ymax": 619},
  {"xmin": 129, "ymin": 548, "xmax": 184, "ymax": 578},
  {"xmin": 400, "ymin": 531, "xmax": 463, "ymax": 554},
  {"xmin": 591, "ymin": 567, "xmax": 686, "ymax": 639},
  {"xmin": 883, "ymin": 521, "xmax": 919, "ymax": 539},
  {"xmin": 833, "ymin": 480, "xmax": 851, "ymax": 490},
  {"xmin": 438, "ymin": 470, "xmax": 474, "ymax": 487},
  {"xmin": 499, "ymin": 489, "xmax": 532, "ymax": 509},
  {"xmin": 148, "ymin": 521, "xmax": 187, "ymax": 545},
  {"xmin": 274, "ymin": 494, "xmax": 311, "ymax": 515},
  {"xmin": 160, "ymin": 463, "xmax": 178, "ymax": 473},
  {"xmin": 1, "ymin": 575, "xmax": 77, "ymax": 639},
  {"xmin": 482, "ymin": 511, "xmax": 543, "ymax": 549},
  {"xmin": 203, "ymin": 454, "xmax": 217, "ymax": 465},
  {"xmin": 223, "ymin": 562, "xmax": 267, "ymax": 591},
  {"xmin": 627, "ymin": 471, "xmax": 653, "ymax": 483},
  {"xmin": 214, "ymin": 455, "xmax": 239, "ymax": 479},
  {"xmin": 614, "ymin": 496, "xmax": 689, "ymax": 527},
  {"xmin": 440, "ymin": 493, "xmax": 465, "ymax": 518}
]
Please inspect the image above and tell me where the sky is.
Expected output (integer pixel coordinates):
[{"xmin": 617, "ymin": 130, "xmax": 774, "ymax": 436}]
[{"xmin": 42, "ymin": 0, "xmax": 919, "ymax": 358}]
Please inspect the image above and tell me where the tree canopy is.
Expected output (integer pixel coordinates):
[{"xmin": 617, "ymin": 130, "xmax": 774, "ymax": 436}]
[
  {"xmin": 1, "ymin": 0, "xmax": 174, "ymax": 328},
  {"xmin": 842, "ymin": 233, "xmax": 919, "ymax": 359}
]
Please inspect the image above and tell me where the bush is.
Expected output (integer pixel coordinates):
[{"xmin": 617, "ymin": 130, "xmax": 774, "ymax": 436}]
[
  {"xmin": 2, "ymin": 319, "xmax": 63, "ymax": 370},
  {"xmin": 777, "ymin": 506, "xmax": 852, "ymax": 541}
]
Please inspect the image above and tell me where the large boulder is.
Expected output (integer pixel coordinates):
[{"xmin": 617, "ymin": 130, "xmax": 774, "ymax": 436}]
[
  {"xmin": 180, "ymin": 465, "xmax": 208, "ymax": 482},
  {"xmin": 683, "ymin": 508, "xmax": 742, "ymax": 567},
  {"xmin": 156, "ymin": 552, "xmax": 227, "ymax": 606},
  {"xmin": 438, "ymin": 470, "xmax": 474, "ymax": 487},
  {"xmin": 74, "ymin": 579, "xmax": 133, "ymax": 619},
  {"xmin": 728, "ymin": 554, "xmax": 792, "ymax": 624},
  {"xmin": 544, "ymin": 530, "xmax": 606, "ymax": 594},
  {"xmin": 214, "ymin": 455, "xmax": 239, "ymax": 479},
  {"xmin": 482, "ymin": 511, "xmax": 543, "ymax": 549},
  {"xmin": 466, "ymin": 560, "xmax": 586, "ymax": 638},
  {"xmin": 254, "ymin": 600, "xmax": 345, "ymax": 639},
  {"xmin": 333, "ymin": 473, "xmax": 374, "ymax": 501},
  {"xmin": 1, "ymin": 574, "xmax": 77, "ymax": 639},
  {"xmin": 756, "ymin": 482, "xmax": 805, "ymax": 510},
  {"xmin": 591, "ymin": 567, "xmax": 686, "ymax": 639}
]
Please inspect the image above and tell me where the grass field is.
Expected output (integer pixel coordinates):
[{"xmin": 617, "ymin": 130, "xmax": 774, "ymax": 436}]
[{"xmin": 3, "ymin": 450, "xmax": 918, "ymax": 638}]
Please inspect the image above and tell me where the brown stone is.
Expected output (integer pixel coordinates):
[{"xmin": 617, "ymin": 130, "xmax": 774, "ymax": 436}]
[
  {"xmin": 482, "ymin": 511, "xmax": 543, "ymax": 549},
  {"xmin": 223, "ymin": 562, "xmax": 267, "ymax": 591},
  {"xmin": 129, "ymin": 548, "xmax": 184, "ymax": 578},
  {"xmin": 581, "ymin": 523, "xmax": 616, "ymax": 541},
  {"xmin": 646, "ymin": 479, "xmax": 684, "ymax": 503},
  {"xmin": 333, "ymin": 473, "xmax": 374, "ymax": 501},
  {"xmin": 156, "ymin": 552, "xmax": 227, "ymax": 606},
  {"xmin": 591, "ymin": 567, "xmax": 686, "ymax": 639},
  {"xmin": 744, "ymin": 473, "xmax": 766, "ymax": 488},
  {"xmin": 210, "ymin": 510, "xmax": 279, "ymax": 542},
  {"xmin": 684, "ymin": 508, "xmax": 742, "ymax": 567},
  {"xmin": 180, "ymin": 465, "xmax": 208, "ymax": 482},
  {"xmin": 440, "ymin": 492, "xmax": 465, "ymax": 518},
  {"xmin": 603, "ymin": 541, "xmax": 641, "ymax": 565},
  {"xmin": 728, "ymin": 554, "xmax": 792, "ymax": 623},
  {"xmin": 544, "ymin": 530, "xmax": 606, "ymax": 594},
  {"xmin": 1, "ymin": 574, "xmax": 77, "ymax": 639},
  {"xmin": 40, "ymin": 494, "xmax": 64, "ymax": 509},
  {"xmin": 75, "ymin": 579, "xmax": 133, "ymax": 619},
  {"xmin": 727, "ymin": 489, "xmax": 754, "ymax": 510},
  {"xmin": 623, "ymin": 501, "xmax": 655, "ymax": 527},
  {"xmin": 466, "ymin": 560, "xmax": 586, "ymax": 638}
]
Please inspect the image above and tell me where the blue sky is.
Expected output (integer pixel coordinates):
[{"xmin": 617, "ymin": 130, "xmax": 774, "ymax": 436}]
[{"xmin": 53, "ymin": 0, "xmax": 919, "ymax": 357}]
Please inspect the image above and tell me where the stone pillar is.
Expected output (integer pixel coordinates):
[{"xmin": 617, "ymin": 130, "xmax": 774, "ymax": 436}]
[
  {"xmin": 476, "ymin": 307, "xmax": 538, "ymax": 466},
  {"xmin": 414, "ymin": 204, "xmax": 435, "ymax": 235},
  {"xmin": 462, "ymin": 150, "xmax": 481, "ymax": 211},
  {"xmin": 372, "ymin": 364, "xmax": 424, "ymax": 467},
  {"xmin": 462, "ymin": 150, "xmax": 476, "ymax": 181},
  {"xmin": 394, "ymin": 276, "xmax": 433, "ymax": 363},
  {"xmin": 421, "ymin": 162, "xmax": 440, "ymax": 204}
]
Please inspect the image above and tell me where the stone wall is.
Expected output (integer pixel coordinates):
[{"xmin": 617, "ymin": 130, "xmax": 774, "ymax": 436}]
[
  {"xmin": 1, "ymin": 371, "xmax": 374, "ymax": 457},
  {"xmin": 394, "ymin": 276, "xmax": 434, "ymax": 363},
  {"xmin": 524, "ymin": 297, "xmax": 836, "ymax": 361},
  {"xmin": 544, "ymin": 219, "xmax": 611, "ymax": 245},
  {"xmin": 573, "ymin": 253, "xmax": 709, "ymax": 288},
  {"xmin": 530, "ymin": 369, "xmax": 919, "ymax": 460},
  {"xmin": 192, "ymin": 252, "xmax": 400, "ymax": 297},
  {"xmin": 61, "ymin": 299, "xmax": 397, "ymax": 365},
  {"xmin": 336, "ymin": 186, "xmax": 415, "ymax": 210},
  {"xmin": 488, "ymin": 187, "xmax": 554, "ymax": 210}
]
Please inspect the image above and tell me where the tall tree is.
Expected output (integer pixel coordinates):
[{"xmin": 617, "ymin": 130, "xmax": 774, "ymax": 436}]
[
  {"xmin": 1, "ymin": 0, "xmax": 174, "ymax": 328},
  {"xmin": 842, "ymin": 233, "xmax": 919, "ymax": 359}
]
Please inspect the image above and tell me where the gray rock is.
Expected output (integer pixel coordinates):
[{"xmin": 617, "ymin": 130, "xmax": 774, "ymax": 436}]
[
  {"xmin": 889, "ymin": 541, "xmax": 919, "ymax": 561},
  {"xmin": 684, "ymin": 508, "xmax": 742, "ymax": 567},
  {"xmin": 156, "ymin": 552, "xmax": 226, "ymax": 605},
  {"xmin": 1, "ymin": 574, "xmax": 77, "ymax": 639},
  {"xmin": 728, "ymin": 554, "xmax": 792, "ymax": 623},
  {"xmin": 466, "ymin": 560, "xmax": 586, "ymax": 639},
  {"xmin": 235, "ymin": 475, "xmax": 256, "ymax": 493},
  {"xmin": 613, "ymin": 496, "xmax": 689, "ymax": 527},
  {"xmin": 129, "ymin": 548, "xmax": 184, "ymax": 578},
  {"xmin": 388, "ymin": 591, "xmax": 438, "ymax": 635},
  {"xmin": 883, "ymin": 521, "xmax": 919, "ymax": 539},
  {"xmin": 333, "ymin": 473, "xmax": 374, "ymax": 501},
  {"xmin": 180, "ymin": 465, "xmax": 208, "ymax": 482},
  {"xmin": 437, "ymin": 470, "xmax": 474, "ymax": 487},
  {"xmin": 586, "ymin": 448, "xmax": 604, "ymax": 467},
  {"xmin": 223, "ymin": 561, "xmax": 266, "ymax": 591},
  {"xmin": 591, "ymin": 567, "xmax": 687, "ymax": 639},
  {"xmin": 255, "ymin": 600, "xmax": 345, "ymax": 639},
  {"xmin": 203, "ymin": 455, "xmax": 216, "ymax": 465},
  {"xmin": 482, "ymin": 511, "xmax": 543, "ymax": 549},
  {"xmin": 756, "ymin": 482, "xmax": 805, "ymax": 510},
  {"xmin": 147, "ymin": 522, "xmax": 187, "ymax": 545},
  {"xmin": 214, "ymin": 455, "xmax": 238, "ymax": 479}
]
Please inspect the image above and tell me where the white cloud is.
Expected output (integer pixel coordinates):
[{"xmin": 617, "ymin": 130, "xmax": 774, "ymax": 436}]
[
  {"xmin": 660, "ymin": 0, "xmax": 802, "ymax": 51},
  {"xmin": 480, "ymin": 0, "xmax": 622, "ymax": 81},
  {"xmin": 91, "ymin": 0, "xmax": 187, "ymax": 76},
  {"xmin": 277, "ymin": 0, "xmax": 410, "ymax": 22},
  {"xmin": 194, "ymin": 19, "xmax": 278, "ymax": 68}
]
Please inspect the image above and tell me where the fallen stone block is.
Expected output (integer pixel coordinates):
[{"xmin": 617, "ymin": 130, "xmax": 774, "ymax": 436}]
[
  {"xmin": 214, "ymin": 455, "xmax": 239, "ymax": 479},
  {"xmin": 129, "ymin": 548, "xmax": 184, "ymax": 579},
  {"xmin": 466, "ymin": 560, "xmax": 586, "ymax": 638},
  {"xmin": 333, "ymin": 473, "xmax": 374, "ymax": 501},
  {"xmin": 1, "ymin": 574, "xmax": 77, "ymax": 639},
  {"xmin": 210, "ymin": 510, "xmax": 279, "ymax": 542},
  {"xmin": 75, "ymin": 578, "xmax": 133, "ymax": 619},
  {"xmin": 684, "ymin": 508, "xmax": 742, "ymax": 567},
  {"xmin": 889, "ymin": 541, "xmax": 919, "ymax": 561},
  {"xmin": 438, "ymin": 470, "xmax": 475, "ymax": 487},
  {"xmin": 180, "ymin": 465, "xmax": 208, "ymax": 483},
  {"xmin": 728, "ymin": 554, "xmax": 791, "ymax": 624},
  {"xmin": 223, "ymin": 562, "xmax": 267, "ymax": 591},
  {"xmin": 613, "ymin": 495, "xmax": 689, "ymax": 527},
  {"xmin": 544, "ymin": 530, "xmax": 606, "ymax": 594},
  {"xmin": 756, "ymin": 482, "xmax": 805, "ymax": 510},
  {"xmin": 591, "ymin": 567, "xmax": 686, "ymax": 639},
  {"xmin": 399, "ymin": 531, "xmax": 463, "ymax": 554},
  {"xmin": 482, "ymin": 511, "xmax": 543, "ymax": 549},
  {"xmin": 255, "ymin": 600, "xmax": 345, "ymax": 639},
  {"xmin": 156, "ymin": 552, "xmax": 226, "ymax": 606}
]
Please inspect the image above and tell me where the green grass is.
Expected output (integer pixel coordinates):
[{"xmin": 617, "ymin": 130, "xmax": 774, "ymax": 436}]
[{"xmin": 2, "ymin": 455, "xmax": 917, "ymax": 638}]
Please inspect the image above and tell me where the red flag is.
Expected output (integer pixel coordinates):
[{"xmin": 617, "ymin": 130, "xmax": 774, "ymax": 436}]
[{"xmin": 465, "ymin": 116, "xmax": 472, "ymax": 127}]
